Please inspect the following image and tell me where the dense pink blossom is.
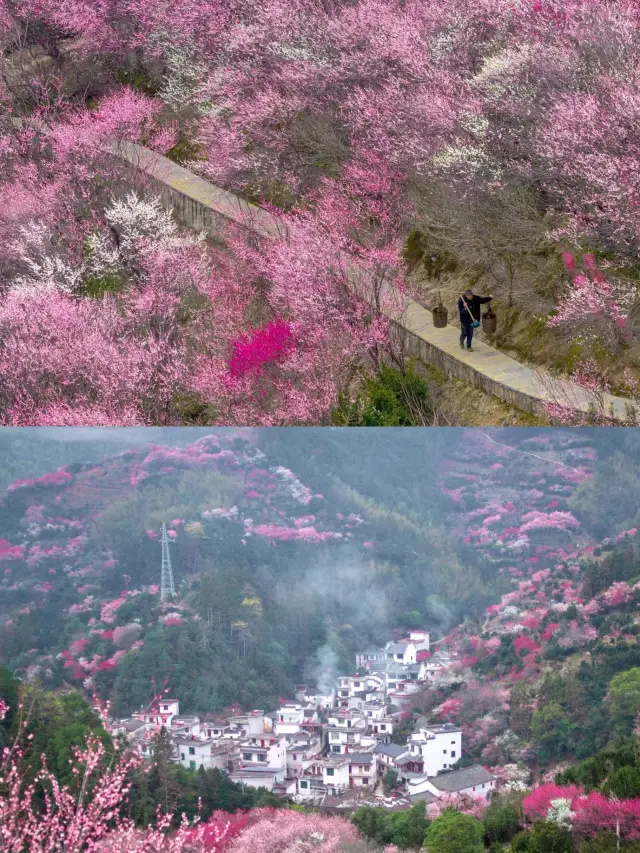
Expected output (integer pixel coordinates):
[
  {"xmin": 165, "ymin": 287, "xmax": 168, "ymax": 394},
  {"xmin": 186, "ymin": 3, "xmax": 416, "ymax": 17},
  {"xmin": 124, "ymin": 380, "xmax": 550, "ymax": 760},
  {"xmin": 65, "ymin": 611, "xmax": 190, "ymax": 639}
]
[
  {"xmin": 600, "ymin": 581, "xmax": 636, "ymax": 608},
  {"xmin": 0, "ymin": 706, "xmax": 241, "ymax": 853},
  {"xmin": 520, "ymin": 511, "xmax": 579, "ymax": 532},
  {"xmin": 531, "ymin": 569, "xmax": 551, "ymax": 583},
  {"xmin": 484, "ymin": 637, "xmax": 501, "ymax": 654},
  {"xmin": 437, "ymin": 698, "xmax": 464, "ymax": 720},
  {"xmin": 247, "ymin": 524, "xmax": 340, "ymax": 542},
  {"xmin": 573, "ymin": 793, "xmax": 640, "ymax": 840},
  {"xmin": 0, "ymin": 540, "xmax": 25, "ymax": 560},
  {"xmin": 100, "ymin": 597, "xmax": 128, "ymax": 625},
  {"xmin": 225, "ymin": 808, "xmax": 383, "ymax": 853},
  {"xmin": 514, "ymin": 636, "xmax": 540, "ymax": 656},
  {"xmin": 427, "ymin": 792, "xmax": 488, "ymax": 821},
  {"xmin": 524, "ymin": 783, "xmax": 640, "ymax": 842},
  {"xmin": 7, "ymin": 469, "xmax": 73, "ymax": 491},
  {"xmin": 68, "ymin": 639, "xmax": 90, "ymax": 656}
]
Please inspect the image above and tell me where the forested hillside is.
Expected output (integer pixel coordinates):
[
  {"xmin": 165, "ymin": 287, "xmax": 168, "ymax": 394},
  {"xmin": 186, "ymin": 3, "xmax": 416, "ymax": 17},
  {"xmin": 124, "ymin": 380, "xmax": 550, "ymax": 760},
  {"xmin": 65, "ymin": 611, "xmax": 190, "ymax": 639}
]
[
  {"xmin": 2, "ymin": 427, "xmax": 640, "ymax": 724},
  {"xmin": 0, "ymin": 429, "xmax": 497, "ymax": 715},
  {"xmin": 361, "ymin": 429, "xmax": 640, "ymax": 791},
  {"xmin": 0, "ymin": 428, "xmax": 218, "ymax": 491}
]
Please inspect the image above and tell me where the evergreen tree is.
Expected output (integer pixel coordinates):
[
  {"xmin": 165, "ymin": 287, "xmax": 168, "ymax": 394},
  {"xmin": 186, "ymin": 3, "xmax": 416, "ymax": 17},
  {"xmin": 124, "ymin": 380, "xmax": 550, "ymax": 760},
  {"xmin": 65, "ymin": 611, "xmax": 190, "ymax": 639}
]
[{"xmin": 146, "ymin": 727, "xmax": 182, "ymax": 816}]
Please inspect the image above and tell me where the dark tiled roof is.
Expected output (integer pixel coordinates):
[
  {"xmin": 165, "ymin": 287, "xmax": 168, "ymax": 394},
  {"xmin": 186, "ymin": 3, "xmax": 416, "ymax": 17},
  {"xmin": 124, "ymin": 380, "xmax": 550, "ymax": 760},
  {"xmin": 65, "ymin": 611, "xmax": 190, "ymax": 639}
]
[
  {"xmin": 347, "ymin": 754, "xmax": 375, "ymax": 764},
  {"xmin": 174, "ymin": 736, "xmax": 210, "ymax": 746},
  {"xmin": 409, "ymin": 790, "xmax": 438, "ymax": 804},
  {"xmin": 374, "ymin": 743, "xmax": 408, "ymax": 758},
  {"xmin": 428, "ymin": 765, "xmax": 496, "ymax": 792},
  {"xmin": 121, "ymin": 719, "xmax": 147, "ymax": 731}
]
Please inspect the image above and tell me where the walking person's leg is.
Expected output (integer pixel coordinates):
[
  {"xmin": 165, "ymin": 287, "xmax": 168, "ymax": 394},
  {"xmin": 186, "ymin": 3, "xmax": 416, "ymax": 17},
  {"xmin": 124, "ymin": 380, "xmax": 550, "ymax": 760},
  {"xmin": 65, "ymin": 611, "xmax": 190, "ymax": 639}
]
[
  {"xmin": 467, "ymin": 325, "xmax": 474, "ymax": 350},
  {"xmin": 460, "ymin": 323, "xmax": 466, "ymax": 349}
]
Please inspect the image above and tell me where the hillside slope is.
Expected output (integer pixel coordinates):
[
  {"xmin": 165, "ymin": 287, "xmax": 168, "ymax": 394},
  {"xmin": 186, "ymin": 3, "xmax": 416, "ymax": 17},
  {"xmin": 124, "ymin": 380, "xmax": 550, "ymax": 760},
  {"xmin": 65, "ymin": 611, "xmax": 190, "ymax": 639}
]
[{"xmin": 2, "ymin": 427, "xmax": 640, "ymax": 757}]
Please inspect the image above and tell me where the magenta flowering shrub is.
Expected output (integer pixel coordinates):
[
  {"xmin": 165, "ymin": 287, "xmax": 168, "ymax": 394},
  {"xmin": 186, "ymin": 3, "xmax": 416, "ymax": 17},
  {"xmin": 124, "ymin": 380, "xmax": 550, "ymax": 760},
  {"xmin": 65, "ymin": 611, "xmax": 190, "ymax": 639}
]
[
  {"xmin": 228, "ymin": 321, "xmax": 296, "ymax": 378},
  {"xmin": 8, "ymin": 469, "xmax": 73, "ymax": 492},
  {"xmin": 0, "ymin": 540, "xmax": 25, "ymax": 560},
  {"xmin": 523, "ymin": 783, "xmax": 640, "ymax": 842},
  {"xmin": 484, "ymin": 637, "xmax": 501, "ymax": 655},
  {"xmin": 244, "ymin": 523, "xmax": 341, "ymax": 542}
]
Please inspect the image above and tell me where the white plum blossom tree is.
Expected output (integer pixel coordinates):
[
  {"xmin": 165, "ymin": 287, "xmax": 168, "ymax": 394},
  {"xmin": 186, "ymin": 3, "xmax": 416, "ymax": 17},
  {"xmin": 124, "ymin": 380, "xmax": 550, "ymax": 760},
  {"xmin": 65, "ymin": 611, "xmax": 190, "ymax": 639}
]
[{"xmin": 547, "ymin": 798, "xmax": 574, "ymax": 830}]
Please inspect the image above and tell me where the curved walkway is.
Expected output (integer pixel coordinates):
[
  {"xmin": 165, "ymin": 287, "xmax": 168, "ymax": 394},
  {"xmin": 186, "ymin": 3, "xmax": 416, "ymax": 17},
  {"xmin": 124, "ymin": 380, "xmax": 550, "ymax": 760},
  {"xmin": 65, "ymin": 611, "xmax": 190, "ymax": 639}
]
[
  {"xmin": 16, "ymin": 119, "xmax": 637, "ymax": 422},
  {"xmin": 106, "ymin": 142, "xmax": 635, "ymax": 422},
  {"xmin": 101, "ymin": 139, "xmax": 638, "ymax": 422}
]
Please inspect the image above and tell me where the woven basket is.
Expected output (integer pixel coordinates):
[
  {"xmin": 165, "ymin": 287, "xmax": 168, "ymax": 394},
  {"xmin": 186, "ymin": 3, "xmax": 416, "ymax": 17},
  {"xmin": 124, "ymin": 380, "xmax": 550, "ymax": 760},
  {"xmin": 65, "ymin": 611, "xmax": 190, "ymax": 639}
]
[
  {"xmin": 432, "ymin": 292, "xmax": 448, "ymax": 328},
  {"xmin": 482, "ymin": 309, "xmax": 497, "ymax": 334}
]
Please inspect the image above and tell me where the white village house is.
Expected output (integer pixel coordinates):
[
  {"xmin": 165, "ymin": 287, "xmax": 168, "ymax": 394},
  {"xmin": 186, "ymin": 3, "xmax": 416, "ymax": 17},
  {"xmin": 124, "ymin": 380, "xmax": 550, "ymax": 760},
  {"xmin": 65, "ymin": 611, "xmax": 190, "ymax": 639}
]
[
  {"xmin": 407, "ymin": 765, "xmax": 497, "ymax": 802},
  {"xmin": 408, "ymin": 723, "xmax": 463, "ymax": 776}
]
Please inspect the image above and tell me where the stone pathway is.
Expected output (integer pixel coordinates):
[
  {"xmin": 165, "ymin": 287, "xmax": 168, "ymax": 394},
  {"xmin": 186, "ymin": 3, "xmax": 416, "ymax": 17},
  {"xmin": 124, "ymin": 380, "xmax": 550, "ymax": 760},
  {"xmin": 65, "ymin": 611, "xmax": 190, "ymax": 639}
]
[
  {"xmin": 76, "ymin": 135, "xmax": 640, "ymax": 422},
  {"xmin": 396, "ymin": 298, "xmax": 634, "ymax": 422}
]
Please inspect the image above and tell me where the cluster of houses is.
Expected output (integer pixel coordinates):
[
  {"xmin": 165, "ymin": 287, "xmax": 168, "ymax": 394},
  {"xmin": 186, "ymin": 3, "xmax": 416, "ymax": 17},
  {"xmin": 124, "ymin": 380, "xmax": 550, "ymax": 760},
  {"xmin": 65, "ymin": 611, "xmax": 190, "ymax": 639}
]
[{"xmin": 109, "ymin": 629, "xmax": 496, "ymax": 810}]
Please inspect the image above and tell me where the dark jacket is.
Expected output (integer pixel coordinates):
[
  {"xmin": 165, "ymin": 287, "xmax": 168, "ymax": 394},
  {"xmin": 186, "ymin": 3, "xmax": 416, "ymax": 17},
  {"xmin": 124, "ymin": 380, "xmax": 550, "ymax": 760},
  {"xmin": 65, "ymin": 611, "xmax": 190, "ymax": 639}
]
[{"xmin": 458, "ymin": 294, "xmax": 492, "ymax": 323}]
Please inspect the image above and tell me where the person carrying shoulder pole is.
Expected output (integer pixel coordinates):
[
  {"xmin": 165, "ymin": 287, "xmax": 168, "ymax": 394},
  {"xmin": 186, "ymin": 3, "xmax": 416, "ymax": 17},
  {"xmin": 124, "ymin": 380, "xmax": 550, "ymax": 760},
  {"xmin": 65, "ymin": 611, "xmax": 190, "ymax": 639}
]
[{"xmin": 458, "ymin": 288, "xmax": 493, "ymax": 352}]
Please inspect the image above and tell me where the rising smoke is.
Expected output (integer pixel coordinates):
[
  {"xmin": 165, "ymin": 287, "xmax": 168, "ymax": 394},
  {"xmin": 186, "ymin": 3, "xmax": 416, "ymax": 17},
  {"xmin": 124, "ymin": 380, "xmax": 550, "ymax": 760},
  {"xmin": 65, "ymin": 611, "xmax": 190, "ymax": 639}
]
[
  {"xmin": 424, "ymin": 594, "xmax": 455, "ymax": 633},
  {"xmin": 308, "ymin": 644, "xmax": 340, "ymax": 695},
  {"xmin": 273, "ymin": 553, "xmax": 391, "ymax": 692}
]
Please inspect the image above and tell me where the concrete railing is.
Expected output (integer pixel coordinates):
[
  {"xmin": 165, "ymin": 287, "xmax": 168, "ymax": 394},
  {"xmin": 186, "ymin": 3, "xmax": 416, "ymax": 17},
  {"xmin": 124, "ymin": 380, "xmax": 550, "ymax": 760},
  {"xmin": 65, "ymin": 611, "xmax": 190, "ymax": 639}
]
[{"xmin": 11, "ymin": 122, "xmax": 636, "ymax": 422}]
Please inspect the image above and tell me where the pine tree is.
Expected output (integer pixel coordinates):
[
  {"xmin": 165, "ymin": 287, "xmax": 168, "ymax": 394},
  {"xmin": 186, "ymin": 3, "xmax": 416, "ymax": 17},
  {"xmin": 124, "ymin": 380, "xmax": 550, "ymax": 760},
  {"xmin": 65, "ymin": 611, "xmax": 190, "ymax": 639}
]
[{"xmin": 147, "ymin": 727, "xmax": 181, "ymax": 816}]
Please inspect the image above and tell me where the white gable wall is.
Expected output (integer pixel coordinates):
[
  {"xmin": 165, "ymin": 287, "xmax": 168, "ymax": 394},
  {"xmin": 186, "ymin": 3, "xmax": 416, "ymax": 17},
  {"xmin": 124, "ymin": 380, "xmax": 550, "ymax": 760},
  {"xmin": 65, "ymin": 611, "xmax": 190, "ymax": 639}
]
[{"xmin": 419, "ymin": 730, "xmax": 462, "ymax": 776}]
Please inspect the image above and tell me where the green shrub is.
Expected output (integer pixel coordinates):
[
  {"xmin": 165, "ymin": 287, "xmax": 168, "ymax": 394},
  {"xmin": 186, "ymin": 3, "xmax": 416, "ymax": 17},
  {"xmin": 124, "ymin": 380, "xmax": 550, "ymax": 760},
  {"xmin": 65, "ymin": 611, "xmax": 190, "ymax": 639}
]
[
  {"xmin": 401, "ymin": 229, "xmax": 458, "ymax": 278},
  {"xmin": 332, "ymin": 361, "xmax": 433, "ymax": 426},
  {"xmin": 526, "ymin": 820, "xmax": 574, "ymax": 853},
  {"xmin": 402, "ymin": 229, "xmax": 427, "ymax": 272},
  {"xmin": 510, "ymin": 830, "xmax": 530, "ymax": 852},
  {"xmin": 245, "ymin": 178, "xmax": 297, "ymax": 211},
  {"xmin": 171, "ymin": 392, "xmax": 216, "ymax": 425},
  {"xmin": 81, "ymin": 272, "xmax": 127, "ymax": 298},
  {"xmin": 484, "ymin": 800, "xmax": 521, "ymax": 844},
  {"xmin": 165, "ymin": 135, "xmax": 204, "ymax": 165},
  {"xmin": 424, "ymin": 810, "xmax": 484, "ymax": 853},
  {"xmin": 114, "ymin": 67, "xmax": 160, "ymax": 96}
]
